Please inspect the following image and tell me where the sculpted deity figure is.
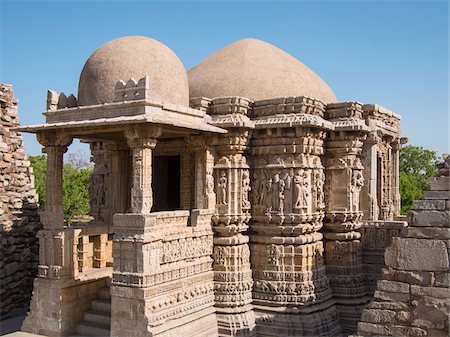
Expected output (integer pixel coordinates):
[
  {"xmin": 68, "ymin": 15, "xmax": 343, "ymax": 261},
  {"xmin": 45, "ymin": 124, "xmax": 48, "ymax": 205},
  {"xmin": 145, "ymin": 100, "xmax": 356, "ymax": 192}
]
[
  {"xmin": 265, "ymin": 177, "xmax": 273, "ymax": 211},
  {"xmin": 351, "ymin": 169, "xmax": 364, "ymax": 211},
  {"xmin": 206, "ymin": 168, "xmax": 214, "ymax": 195},
  {"xmin": 217, "ymin": 171, "xmax": 228, "ymax": 205},
  {"xmin": 278, "ymin": 176, "xmax": 286, "ymax": 213},
  {"xmin": 315, "ymin": 170, "xmax": 325, "ymax": 209},
  {"xmin": 242, "ymin": 170, "xmax": 251, "ymax": 209},
  {"xmin": 294, "ymin": 169, "xmax": 309, "ymax": 210},
  {"xmin": 272, "ymin": 173, "xmax": 280, "ymax": 211},
  {"xmin": 89, "ymin": 163, "xmax": 107, "ymax": 208}
]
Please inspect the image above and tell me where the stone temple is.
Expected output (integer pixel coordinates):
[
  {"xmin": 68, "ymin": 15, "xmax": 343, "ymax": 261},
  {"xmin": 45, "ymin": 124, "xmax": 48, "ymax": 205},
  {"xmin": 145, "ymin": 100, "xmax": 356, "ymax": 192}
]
[{"xmin": 16, "ymin": 36, "xmax": 412, "ymax": 337}]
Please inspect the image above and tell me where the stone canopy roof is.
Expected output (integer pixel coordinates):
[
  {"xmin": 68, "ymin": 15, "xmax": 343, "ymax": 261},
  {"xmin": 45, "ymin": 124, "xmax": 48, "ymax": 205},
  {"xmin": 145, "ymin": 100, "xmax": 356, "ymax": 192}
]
[{"xmin": 188, "ymin": 38, "xmax": 337, "ymax": 104}]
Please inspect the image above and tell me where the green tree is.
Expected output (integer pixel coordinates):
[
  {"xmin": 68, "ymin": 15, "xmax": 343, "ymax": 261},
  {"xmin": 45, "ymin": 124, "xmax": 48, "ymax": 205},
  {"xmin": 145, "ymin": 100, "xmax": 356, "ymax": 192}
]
[
  {"xmin": 29, "ymin": 155, "xmax": 47, "ymax": 208},
  {"xmin": 399, "ymin": 145, "xmax": 438, "ymax": 214},
  {"xmin": 29, "ymin": 152, "xmax": 93, "ymax": 224}
]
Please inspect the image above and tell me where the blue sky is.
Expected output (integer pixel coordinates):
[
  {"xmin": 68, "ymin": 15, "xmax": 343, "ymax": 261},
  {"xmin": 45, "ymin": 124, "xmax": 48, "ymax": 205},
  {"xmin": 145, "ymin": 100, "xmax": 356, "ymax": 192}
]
[{"xmin": 1, "ymin": 0, "xmax": 448, "ymax": 157}]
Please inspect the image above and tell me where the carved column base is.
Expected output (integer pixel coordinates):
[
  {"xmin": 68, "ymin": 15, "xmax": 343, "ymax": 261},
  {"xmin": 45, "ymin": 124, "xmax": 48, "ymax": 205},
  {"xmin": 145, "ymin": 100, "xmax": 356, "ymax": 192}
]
[
  {"xmin": 254, "ymin": 303, "xmax": 342, "ymax": 337},
  {"xmin": 216, "ymin": 306, "xmax": 256, "ymax": 337}
]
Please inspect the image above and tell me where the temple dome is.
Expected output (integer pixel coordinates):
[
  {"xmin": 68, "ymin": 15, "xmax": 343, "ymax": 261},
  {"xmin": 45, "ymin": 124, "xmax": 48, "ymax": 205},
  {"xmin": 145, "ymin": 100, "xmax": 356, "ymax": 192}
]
[
  {"xmin": 188, "ymin": 38, "xmax": 336, "ymax": 103},
  {"xmin": 78, "ymin": 36, "xmax": 189, "ymax": 106}
]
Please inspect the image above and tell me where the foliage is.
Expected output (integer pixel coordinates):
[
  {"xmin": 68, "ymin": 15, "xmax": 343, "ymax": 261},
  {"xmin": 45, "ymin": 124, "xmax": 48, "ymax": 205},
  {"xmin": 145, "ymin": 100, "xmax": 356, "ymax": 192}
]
[
  {"xmin": 29, "ymin": 155, "xmax": 47, "ymax": 208},
  {"xmin": 29, "ymin": 152, "xmax": 93, "ymax": 224},
  {"xmin": 399, "ymin": 145, "xmax": 438, "ymax": 214}
]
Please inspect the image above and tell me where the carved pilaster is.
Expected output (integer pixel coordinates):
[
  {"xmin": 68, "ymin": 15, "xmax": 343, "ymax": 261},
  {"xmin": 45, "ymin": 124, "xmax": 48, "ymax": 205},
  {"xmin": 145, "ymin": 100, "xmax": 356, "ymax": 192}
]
[
  {"xmin": 324, "ymin": 102, "xmax": 370, "ymax": 335},
  {"xmin": 124, "ymin": 126, "xmax": 161, "ymax": 214},
  {"xmin": 210, "ymin": 97, "xmax": 256, "ymax": 336},
  {"xmin": 249, "ymin": 96, "xmax": 340, "ymax": 337}
]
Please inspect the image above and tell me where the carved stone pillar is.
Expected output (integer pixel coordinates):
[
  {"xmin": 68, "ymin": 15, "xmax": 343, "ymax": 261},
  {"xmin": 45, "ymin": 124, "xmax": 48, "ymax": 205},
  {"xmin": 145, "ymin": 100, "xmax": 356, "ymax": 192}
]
[
  {"xmin": 124, "ymin": 126, "xmax": 161, "ymax": 213},
  {"xmin": 249, "ymin": 97, "xmax": 340, "ymax": 337},
  {"xmin": 324, "ymin": 102, "xmax": 370, "ymax": 334},
  {"xmin": 185, "ymin": 135, "xmax": 216, "ymax": 210},
  {"xmin": 209, "ymin": 97, "xmax": 256, "ymax": 336},
  {"xmin": 106, "ymin": 141, "xmax": 130, "ymax": 217},
  {"xmin": 23, "ymin": 132, "xmax": 107, "ymax": 337},
  {"xmin": 37, "ymin": 132, "xmax": 72, "ymax": 229},
  {"xmin": 360, "ymin": 131, "xmax": 381, "ymax": 221}
]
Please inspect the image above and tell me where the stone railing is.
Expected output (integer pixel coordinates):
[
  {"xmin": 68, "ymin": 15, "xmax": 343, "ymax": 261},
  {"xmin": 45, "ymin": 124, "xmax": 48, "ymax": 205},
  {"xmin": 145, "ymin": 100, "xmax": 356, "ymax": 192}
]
[
  {"xmin": 73, "ymin": 222, "xmax": 113, "ymax": 280},
  {"xmin": 359, "ymin": 220, "xmax": 407, "ymax": 295},
  {"xmin": 36, "ymin": 222, "xmax": 113, "ymax": 282}
]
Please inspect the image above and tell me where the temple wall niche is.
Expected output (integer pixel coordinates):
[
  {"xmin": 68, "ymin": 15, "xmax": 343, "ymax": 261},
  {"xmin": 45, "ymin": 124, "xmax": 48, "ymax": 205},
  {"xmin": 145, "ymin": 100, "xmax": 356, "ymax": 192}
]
[{"xmin": 0, "ymin": 84, "xmax": 41, "ymax": 317}]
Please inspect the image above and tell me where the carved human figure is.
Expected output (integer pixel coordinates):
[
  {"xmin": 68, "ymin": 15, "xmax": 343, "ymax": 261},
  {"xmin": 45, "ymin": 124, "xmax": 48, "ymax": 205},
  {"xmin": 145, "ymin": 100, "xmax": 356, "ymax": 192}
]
[
  {"xmin": 351, "ymin": 169, "xmax": 364, "ymax": 211},
  {"xmin": 217, "ymin": 171, "xmax": 228, "ymax": 205},
  {"xmin": 242, "ymin": 170, "xmax": 251, "ymax": 209},
  {"xmin": 265, "ymin": 177, "xmax": 273, "ymax": 211},
  {"xmin": 278, "ymin": 176, "xmax": 285, "ymax": 213},
  {"xmin": 89, "ymin": 165, "xmax": 107, "ymax": 208},
  {"xmin": 206, "ymin": 168, "xmax": 214, "ymax": 195},
  {"xmin": 272, "ymin": 173, "xmax": 280, "ymax": 211},
  {"xmin": 294, "ymin": 169, "xmax": 309, "ymax": 210},
  {"xmin": 315, "ymin": 170, "xmax": 325, "ymax": 209}
]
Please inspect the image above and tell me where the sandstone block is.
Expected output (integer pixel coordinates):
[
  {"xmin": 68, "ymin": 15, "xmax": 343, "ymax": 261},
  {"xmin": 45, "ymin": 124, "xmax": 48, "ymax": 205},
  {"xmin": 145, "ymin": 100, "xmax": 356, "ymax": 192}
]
[
  {"xmin": 429, "ymin": 177, "xmax": 450, "ymax": 191},
  {"xmin": 382, "ymin": 269, "xmax": 434, "ymax": 286},
  {"xmin": 408, "ymin": 210, "xmax": 450, "ymax": 227},
  {"xmin": 377, "ymin": 280, "xmax": 409, "ymax": 294},
  {"xmin": 374, "ymin": 290, "xmax": 410, "ymax": 303},
  {"xmin": 405, "ymin": 227, "xmax": 450, "ymax": 240},
  {"xmin": 367, "ymin": 301, "xmax": 409, "ymax": 311},
  {"xmin": 361, "ymin": 309, "xmax": 396, "ymax": 324},
  {"xmin": 357, "ymin": 322, "xmax": 389, "ymax": 335},
  {"xmin": 389, "ymin": 326, "xmax": 426, "ymax": 337},
  {"xmin": 412, "ymin": 199, "xmax": 447, "ymax": 211},
  {"xmin": 411, "ymin": 285, "xmax": 449, "ymax": 299},
  {"xmin": 433, "ymin": 272, "xmax": 450, "ymax": 287},
  {"xmin": 423, "ymin": 191, "xmax": 450, "ymax": 200},
  {"xmin": 385, "ymin": 238, "xmax": 449, "ymax": 271},
  {"xmin": 395, "ymin": 310, "xmax": 411, "ymax": 323}
]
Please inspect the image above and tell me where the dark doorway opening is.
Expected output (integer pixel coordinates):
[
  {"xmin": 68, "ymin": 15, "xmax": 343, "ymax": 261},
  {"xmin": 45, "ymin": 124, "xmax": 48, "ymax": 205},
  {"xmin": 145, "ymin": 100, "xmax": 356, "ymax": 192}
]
[{"xmin": 152, "ymin": 155, "xmax": 181, "ymax": 211}]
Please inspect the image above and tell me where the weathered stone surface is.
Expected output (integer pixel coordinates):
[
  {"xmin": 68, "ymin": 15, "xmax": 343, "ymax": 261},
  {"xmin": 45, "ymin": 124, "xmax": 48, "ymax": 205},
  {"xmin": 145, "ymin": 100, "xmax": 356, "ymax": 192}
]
[
  {"xmin": 0, "ymin": 84, "xmax": 41, "ymax": 318},
  {"xmin": 423, "ymin": 191, "xmax": 450, "ymax": 200},
  {"xmin": 358, "ymin": 174, "xmax": 450, "ymax": 337},
  {"xmin": 382, "ymin": 269, "xmax": 434, "ymax": 286},
  {"xmin": 373, "ymin": 290, "xmax": 410, "ymax": 303},
  {"xmin": 377, "ymin": 280, "xmax": 409, "ymax": 294},
  {"xmin": 385, "ymin": 238, "xmax": 449, "ymax": 271},
  {"xmin": 360, "ymin": 309, "xmax": 396, "ymax": 324},
  {"xmin": 434, "ymin": 272, "xmax": 450, "ymax": 287},
  {"xmin": 429, "ymin": 177, "xmax": 450, "ymax": 191},
  {"xmin": 408, "ymin": 210, "xmax": 450, "ymax": 227},
  {"xmin": 358, "ymin": 322, "xmax": 390, "ymax": 335},
  {"xmin": 411, "ymin": 285, "xmax": 449, "ymax": 299},
  {"xmin": 405, "ymin": 227, "xmax": 450, "ymax": 239},
  {"xmin": 412, "ymin": 199, "xmax": 447, "ymax": 211}
]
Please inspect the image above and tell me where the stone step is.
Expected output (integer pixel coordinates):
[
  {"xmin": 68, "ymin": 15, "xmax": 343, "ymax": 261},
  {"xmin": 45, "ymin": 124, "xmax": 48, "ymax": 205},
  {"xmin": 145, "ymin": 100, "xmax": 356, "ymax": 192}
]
[
  {"xmin": 84, "ymin": 310, "xmax": 111, "ymax": 327},
  {"xmin": 91, "ymin": 299, "xmax": 111, "ymax": 313},
  {"xmin": 97, "ymin": 287, "xmax": 111, "ymax": 300},
  {"xmin": 76, "ymin": 321, "xmax": 110, "ymax": 336}
]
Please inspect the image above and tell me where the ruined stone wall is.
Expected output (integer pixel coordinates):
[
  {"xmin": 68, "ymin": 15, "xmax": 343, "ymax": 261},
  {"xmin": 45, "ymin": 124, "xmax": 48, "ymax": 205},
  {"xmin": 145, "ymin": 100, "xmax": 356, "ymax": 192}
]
[
  {"xmin": 0, "ymin": 84, "xmax": 41, "ymax": 317},
  {"xmin": 357, "ymin": 159, "xmax": 450, "ymax": 337}
]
